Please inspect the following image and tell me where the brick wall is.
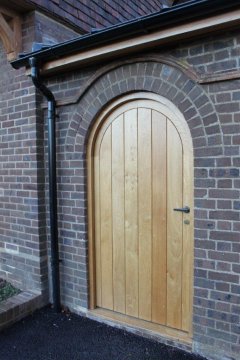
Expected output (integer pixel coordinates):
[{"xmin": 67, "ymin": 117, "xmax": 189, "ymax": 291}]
[
  {"xmin": 38, "ymin": 29, "xmax": 240, "ymax": 360},
  {"xmin": 0, "ymin": 3, "xmax": 239, "ymax": 359},
  {"xmin": 0, "ymin": 39, "xmax": 46, "ymax": 293},
  {"xmin": 0, "ymin": 10, "xmax": 79, "ymax": 296},
  {"xmin": 26, "ymin": 0, "xmax": 171, "ymax": 33}
]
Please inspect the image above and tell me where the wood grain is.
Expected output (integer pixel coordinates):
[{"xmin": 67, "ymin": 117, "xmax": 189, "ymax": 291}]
[
  {"xmin": 167, "ymin": 120, "xmax": 183, "ymax": 330},
  {"xmin": 152, "ymin": 110, "xmax": 167, "ymax": 324},
  {"xmin": 124, "ymin": 109, "xmax": 139, "ymax": 318},
  {"xmin": 112, "ymin": 115, "xmax": 125, "ymax": 313},
  {"xmin": 89, "ymin": 93, "xmax": 193, "ymax": 338},
  {"xmin": 94, "ymin": 142, "xmax": 101, "ymax": 307},
  {"xmin": 182, "ymin": 131, "xmax": 194, "ymax": 333},
  {"xmin": 138, "ymin": 107, "xmax": 152, "ymax": 321},
  {"xmin": 99, "ymin": 126, "xmax": 113, "ymax": 310}
]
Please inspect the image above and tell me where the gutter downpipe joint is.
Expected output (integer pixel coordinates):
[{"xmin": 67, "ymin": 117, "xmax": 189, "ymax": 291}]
[{"xmin": 29, "ymin": 57, "xmax": 61, "ymax": 312}]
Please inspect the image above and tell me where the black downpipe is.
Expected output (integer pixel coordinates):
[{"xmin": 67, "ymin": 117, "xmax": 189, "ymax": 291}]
[{"xmin": 29, "ymin": 57, "xmax": 61, "ymax": 312}]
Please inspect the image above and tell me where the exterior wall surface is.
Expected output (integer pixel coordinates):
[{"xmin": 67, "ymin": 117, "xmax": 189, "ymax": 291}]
[
  {"xmin": 40, "ymin": 30, "xmax": 240, "ymax": 360},
  {"xmin": 0, "ymin": 40, "xmax": 46, "ymax": 294},
  {"xmin": 0, "ymin": 9, "xmax": 79, "ymax": 297}
]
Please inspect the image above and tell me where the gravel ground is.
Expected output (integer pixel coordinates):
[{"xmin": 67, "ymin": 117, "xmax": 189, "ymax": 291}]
[{"xmin": 0, "ymin": 306, "xmax": 207, "ymax": 360}]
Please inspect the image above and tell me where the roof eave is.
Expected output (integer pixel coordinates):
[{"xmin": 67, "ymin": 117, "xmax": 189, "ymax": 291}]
[{"xmin": 11, "ymin": 0, "xmax": 240, "ymax": 72}]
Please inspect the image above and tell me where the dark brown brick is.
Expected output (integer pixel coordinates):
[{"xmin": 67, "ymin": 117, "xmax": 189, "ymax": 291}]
[
  {"xmin": 210, "ymin": 231, "xmax": 240, "ymax": 242},
  {"xmin": 208, "ymin": 250, "xmax": 239, "ymax": 262}
]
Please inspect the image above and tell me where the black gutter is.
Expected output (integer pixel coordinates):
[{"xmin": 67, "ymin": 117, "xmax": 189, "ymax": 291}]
[
  {"xmin": 11, "ymin": 0, "xmax": 240, "ymax": 70},
  {"xmin": 29, "ymin": 57, "xmax": 61, "ymax": 312}
]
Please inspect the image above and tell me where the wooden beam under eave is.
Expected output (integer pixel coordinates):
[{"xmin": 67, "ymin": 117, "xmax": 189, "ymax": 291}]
[
  {"xmin": 0, "ymin": 6, "xmax": 22, "ymax": 61},
  {"xmin": 11, "ymin": 15, "xmax": 22, "ymax": 61},
  {"xmin": 40, "ymin": 8, "xmax": 240, "ymax": 76}
]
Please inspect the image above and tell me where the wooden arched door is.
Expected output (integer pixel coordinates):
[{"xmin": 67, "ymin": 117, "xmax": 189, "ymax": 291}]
[{"xmin": 88, "ymin": 93, "xmax": 193, "ymax": 340}]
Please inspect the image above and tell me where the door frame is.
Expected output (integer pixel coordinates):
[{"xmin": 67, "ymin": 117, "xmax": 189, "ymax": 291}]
[{"xmin": 87, "ymin": 92, "xmax": 194, "ymax": 341}]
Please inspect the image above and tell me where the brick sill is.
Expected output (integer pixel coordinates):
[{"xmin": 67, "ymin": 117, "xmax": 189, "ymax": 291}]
[{"xmin": 0, "ymin": 290, "xmax": 43, "ymax": 331}]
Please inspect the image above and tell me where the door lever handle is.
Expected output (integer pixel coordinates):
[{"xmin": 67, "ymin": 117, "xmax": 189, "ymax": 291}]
[{"xmin": 173, "ymin": 206, "xmax": 190, "ymax": 214}]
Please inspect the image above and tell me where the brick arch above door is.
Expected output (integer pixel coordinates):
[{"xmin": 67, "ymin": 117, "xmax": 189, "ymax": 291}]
[{"xmin": 65, "ymin": 60, "xmax": 223, "ymax": 156}]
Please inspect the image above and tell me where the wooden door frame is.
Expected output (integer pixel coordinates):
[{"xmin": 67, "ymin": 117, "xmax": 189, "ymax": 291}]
[{"xmin": 87, "ymin": 92, "xmax": 194, "ymax": 339}]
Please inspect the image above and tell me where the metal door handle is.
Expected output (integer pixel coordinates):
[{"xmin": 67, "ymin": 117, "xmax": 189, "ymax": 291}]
[{"xmin": 173, "ymin": 206, "xmax": 190, "ymax": 213}]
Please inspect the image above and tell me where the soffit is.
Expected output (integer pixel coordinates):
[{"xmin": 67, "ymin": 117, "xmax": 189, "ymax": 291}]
[{"xmin": 40, "ymin": 8, "xmax": 240, "ymax": 76}]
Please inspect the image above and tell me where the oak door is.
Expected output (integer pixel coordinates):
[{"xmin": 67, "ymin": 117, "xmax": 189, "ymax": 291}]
[{"xmin": 92, "ymin": 97, "xmax": 193, "ymax": 332}]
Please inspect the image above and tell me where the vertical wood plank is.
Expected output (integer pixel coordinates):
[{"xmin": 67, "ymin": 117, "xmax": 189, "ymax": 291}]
[
  {"xmin": 167, "ymin": 120, "xmax": 183, "ymax": 330},
  {"xmin": 138, "ymin": 107, "xmax": 152, "ymax": 321},
  {"xmin": 99, "ymin": 126, "xmax": 113, "ymax": 310},
  {"xmin": 112, "ymin": 115, "xmax": 126, "ymax": 314},
  {"xmin": 125, "ymin": 109, "xmax": 139, "ymax": 318},
  {"xmin": 182, "ymin": 140, "xmax": 193, "ymax": 332},
  {"xmin": 152, "ymin": 110, "xmax": 167, "ymax": 325},
  {"xmin": 94, "ymin": 146, "xmax": 102, "ymax": 307},
  {"xmin": 92, "ymin": 96, "xmax": 193, "ymax": 335}
]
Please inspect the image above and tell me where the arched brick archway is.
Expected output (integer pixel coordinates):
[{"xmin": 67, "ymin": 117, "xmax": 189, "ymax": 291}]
[
  {"xmin": 65, "ymin": 61, "xmax": 223, "ymax": 155},
  {"xmin": 60, "ymin": 61, "xmax": 224, "ymax": 346}
]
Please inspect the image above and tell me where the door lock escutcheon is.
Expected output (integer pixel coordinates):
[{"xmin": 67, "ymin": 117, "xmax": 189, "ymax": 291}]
[{"xmin": 173, "ymin": 206, "xmax": 190, "ymax": 214}]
